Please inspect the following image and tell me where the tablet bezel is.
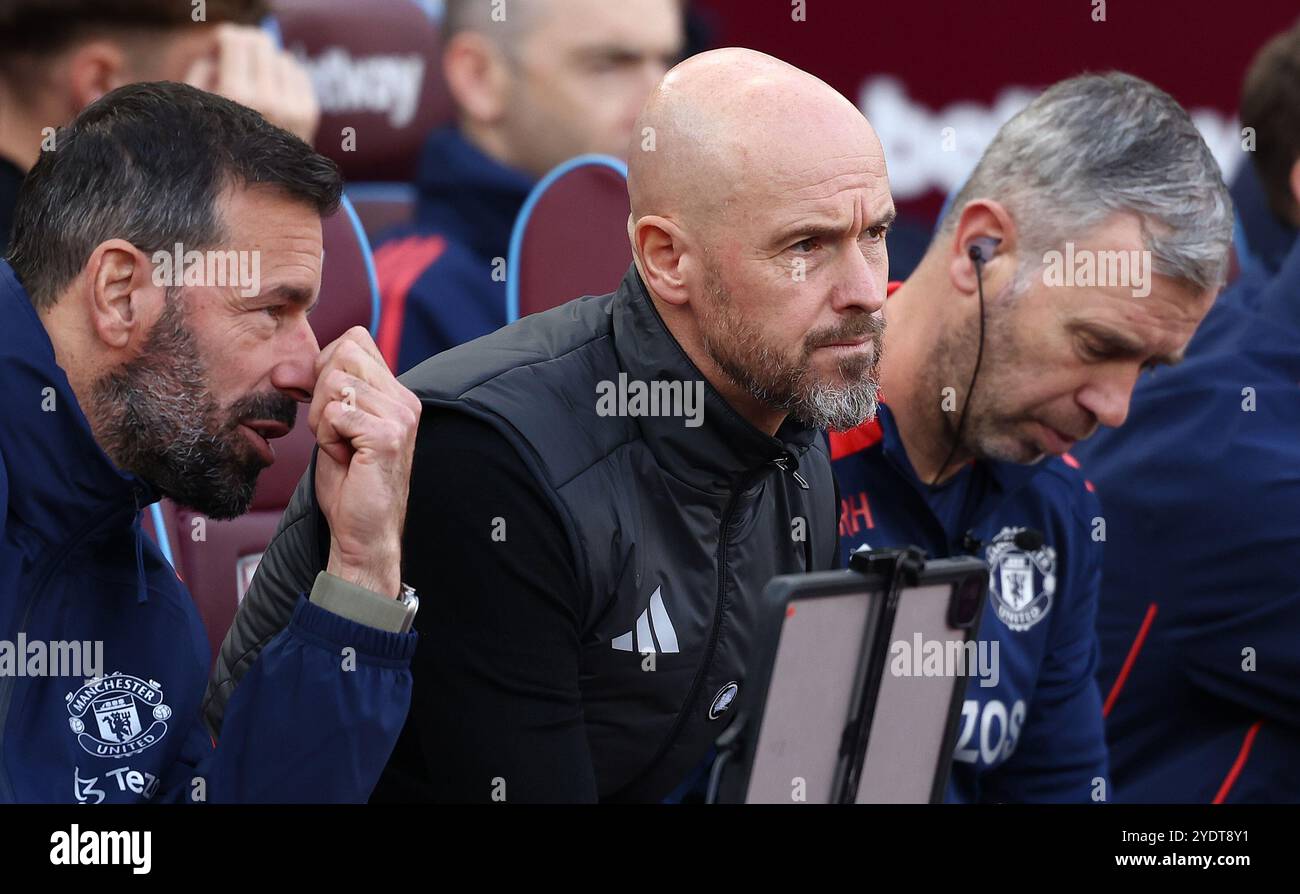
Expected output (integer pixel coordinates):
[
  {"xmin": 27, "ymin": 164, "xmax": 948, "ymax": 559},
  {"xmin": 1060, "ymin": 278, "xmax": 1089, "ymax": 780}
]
[{"xmin": 716, "ymin": 555, "xmax": 987, "ymax": 804}]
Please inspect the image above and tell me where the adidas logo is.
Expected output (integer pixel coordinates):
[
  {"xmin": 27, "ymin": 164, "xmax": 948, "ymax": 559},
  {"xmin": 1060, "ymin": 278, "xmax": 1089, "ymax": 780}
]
[{"xmin": 611, "ymin": 586, "xmax": 679, "ymax": 654}]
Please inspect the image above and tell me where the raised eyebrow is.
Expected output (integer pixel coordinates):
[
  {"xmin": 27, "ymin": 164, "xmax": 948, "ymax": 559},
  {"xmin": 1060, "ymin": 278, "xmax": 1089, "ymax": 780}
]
[
  {"xmin": 774, "ymin": 209, "xmax": 897, "ymax": 247},
  {"xmin": 872, "ymin": 207, "xmax": 898, "ymax": 231}
]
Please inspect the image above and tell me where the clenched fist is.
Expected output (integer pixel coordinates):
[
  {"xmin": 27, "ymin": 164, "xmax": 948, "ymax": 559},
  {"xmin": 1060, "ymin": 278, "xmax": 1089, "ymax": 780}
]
[{"xmin": 309, "ymin": 327, "xmax": 421, "ymax": 598}]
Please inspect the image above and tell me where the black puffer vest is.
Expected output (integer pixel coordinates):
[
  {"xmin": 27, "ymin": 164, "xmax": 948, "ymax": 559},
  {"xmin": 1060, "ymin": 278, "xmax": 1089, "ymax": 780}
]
[{"xmin": 404, "ymin": 267, "xmax": 838, "ymax": 799}]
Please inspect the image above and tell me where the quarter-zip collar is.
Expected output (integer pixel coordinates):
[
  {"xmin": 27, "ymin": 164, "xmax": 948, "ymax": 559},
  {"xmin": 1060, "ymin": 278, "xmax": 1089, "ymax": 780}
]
[
  {"xmin": 874, "ymin": 400, "xmax": 1049, "ymax": 518},
  {"xmin": 610, "ymin": 267, "xmax": 818, "ymax": 494}
]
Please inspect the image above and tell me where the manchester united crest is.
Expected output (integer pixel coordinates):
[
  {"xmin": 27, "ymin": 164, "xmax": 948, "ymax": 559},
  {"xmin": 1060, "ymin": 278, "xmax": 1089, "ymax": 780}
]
[
  {"xmin": 66, "ymin": 672, "xmax": 171, "ymax": 758},
  {"xmin": 986, "ymin": 527, "xmax": 1056, "ymax": 632}
]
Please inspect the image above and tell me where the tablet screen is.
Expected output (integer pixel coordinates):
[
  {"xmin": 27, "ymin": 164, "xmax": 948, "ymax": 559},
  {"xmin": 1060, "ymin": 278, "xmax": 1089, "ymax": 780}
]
[
  {"xmin": 744, "ymin": 589, "xmax": 880, "ymax": 804},
  {"xmin": 856, "ymin": 583, "xmax": 969, "ymax": 803}
]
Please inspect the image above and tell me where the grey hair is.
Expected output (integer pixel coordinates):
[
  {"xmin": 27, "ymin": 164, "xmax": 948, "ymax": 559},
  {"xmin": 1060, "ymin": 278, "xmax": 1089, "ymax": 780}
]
[{"xmin": 939, "ymin": 71, "xmax": 1233, "ymax": 293}]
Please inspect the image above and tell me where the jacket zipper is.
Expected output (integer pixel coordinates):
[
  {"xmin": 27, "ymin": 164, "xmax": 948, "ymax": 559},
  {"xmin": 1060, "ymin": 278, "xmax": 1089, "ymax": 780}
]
[
  {"xmin": 621, "ymin": 461, "xmax": 789, "ymax": 797},
  {"xmin": 772, "ymin": 454, "xmax": 809, "ymax": 489},
  {"xmin": 0, "ymin": 494, "xmax": 142, "ymax": 802}
]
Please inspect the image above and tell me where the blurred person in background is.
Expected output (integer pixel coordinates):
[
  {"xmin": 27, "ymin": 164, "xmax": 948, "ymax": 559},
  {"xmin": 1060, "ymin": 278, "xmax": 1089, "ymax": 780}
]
[
  {"xmin": 0, "ymin": 0, "xmax": 320, "ymax": 255},
  {"xmin": 1194, "ymin": 14, "xmax": 1300, "ymax": 353},
  {"xmin": 372, "ymin": 0, "xmax": 684, "ymax": 372},
  {"xmin": 1075, "ymin": 220, "xmax": 1300, "ymax": 803},
  {"xmin": 1073, "ymin": 20, "xmax": 1300, "ymax": 805}
]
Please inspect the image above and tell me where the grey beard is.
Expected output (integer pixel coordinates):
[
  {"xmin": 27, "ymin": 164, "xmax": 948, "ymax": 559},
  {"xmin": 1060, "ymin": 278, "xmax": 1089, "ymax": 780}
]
[
  {"xmin": 698, "ymin": 277, "xmax": 884, "ymax": 432},
  {"xmin": 790, "ymin": 375, "xmax": 880, "ymax": 431}
]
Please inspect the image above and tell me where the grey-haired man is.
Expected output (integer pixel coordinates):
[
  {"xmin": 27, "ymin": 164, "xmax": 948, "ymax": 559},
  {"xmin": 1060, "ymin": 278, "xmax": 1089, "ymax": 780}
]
[{"xmin": 832, "ymin": 71, "xmax": 1232, "ymax": 802}]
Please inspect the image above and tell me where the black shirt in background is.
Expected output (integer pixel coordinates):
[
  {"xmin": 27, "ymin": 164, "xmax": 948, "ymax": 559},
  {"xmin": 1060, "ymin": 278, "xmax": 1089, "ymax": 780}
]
[{"xmin": 0, "ymin": 155, "xmax": 23, "ymax": 257}]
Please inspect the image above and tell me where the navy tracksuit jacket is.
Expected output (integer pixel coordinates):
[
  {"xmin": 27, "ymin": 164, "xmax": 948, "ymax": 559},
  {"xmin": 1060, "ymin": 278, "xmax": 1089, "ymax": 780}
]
[
  {"xmin": 0, "ymin": 261, "xmax": 417, "ymax": 803},
  {"xmin": 1075, "ymin": 235, "xmax": 1300, "ymax": 803},
  {"xmin": 832, "ymin": 400, "xmax": 1109, "ymax": 803},
  {"xmin": 372, "ymin": 127, "xmax": 534, "ymax": 373}
]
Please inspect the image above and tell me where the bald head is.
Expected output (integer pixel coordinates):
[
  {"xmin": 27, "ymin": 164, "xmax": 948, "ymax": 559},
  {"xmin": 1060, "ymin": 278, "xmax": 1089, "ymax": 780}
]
[
  {"xmin": 626, "ymin": 48, "xmax": 891, "ymax": 438},
  {"xmin": 628, "ymin": 48, "xmax": 884, "ymax": 236}
]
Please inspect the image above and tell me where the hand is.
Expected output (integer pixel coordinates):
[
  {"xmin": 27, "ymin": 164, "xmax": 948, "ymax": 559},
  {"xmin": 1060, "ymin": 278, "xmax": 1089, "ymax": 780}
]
[
  {"xmin": 309, "ymin": 327, "xmax": 421, "ymax": 598},
  {"xmin": 185, "ymin": 24, "xmax": 321, "ymax": 143}
]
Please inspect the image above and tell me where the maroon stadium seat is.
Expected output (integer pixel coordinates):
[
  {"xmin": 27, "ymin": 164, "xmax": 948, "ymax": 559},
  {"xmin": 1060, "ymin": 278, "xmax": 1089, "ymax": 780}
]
[
  {"xmin": 508, "ymin": 155, "xmax": 632, "ymax": 322},
  {"xmin": 345, "ymin": 182, "xmax": 420, "ymax": 241},
  {"xmin": 274, "ymin": 0, "xmax": 456, "ymax": 240},
  {"xmin": 148, "ymin": 199, "xmax": 379, "ymax": 665}
]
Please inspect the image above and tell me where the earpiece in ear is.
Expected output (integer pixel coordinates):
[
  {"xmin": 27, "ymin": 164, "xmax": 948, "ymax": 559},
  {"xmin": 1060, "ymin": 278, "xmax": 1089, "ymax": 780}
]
[{"xmin": 967, "ymin": 237, "xmax": 1000, "ymax": 264}]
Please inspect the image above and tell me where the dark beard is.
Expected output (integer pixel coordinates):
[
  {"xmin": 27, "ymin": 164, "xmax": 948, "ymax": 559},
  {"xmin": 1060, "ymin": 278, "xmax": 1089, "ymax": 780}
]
[
  {"xmin": 697, "ymin": 267, "xmax": 884, "ymax": 431},
  {"xmin": 87, "ymin": 294, "xmax": 298, "ymax": 520}
]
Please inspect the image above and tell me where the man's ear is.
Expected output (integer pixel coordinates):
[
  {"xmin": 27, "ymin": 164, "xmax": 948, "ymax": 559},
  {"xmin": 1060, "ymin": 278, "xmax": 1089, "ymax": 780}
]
[
  {"xmin": 632, "ymin": 215, "xmax": 693, "ymax": 307},
  {"xmin": 442, "ymin": 32, "xmax": 512, "ymax": 125},
  {"xmin": 948, "ymin": 198, "xmax": 1017, "ymax": 297},
  {"xmin": 63, "ymin": 40, "xmax": 132, "ymax": 113},
  {"xmin": 83, "ymin": 240, "xmax": 162, "ymax": 351}
]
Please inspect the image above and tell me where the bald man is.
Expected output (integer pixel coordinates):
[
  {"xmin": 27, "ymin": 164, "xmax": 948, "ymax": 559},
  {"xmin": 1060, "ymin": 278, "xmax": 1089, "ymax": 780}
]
[
  {"xmin": 205, "ymin": 49, "xmax": 892, "ymax": 802},
  {"xmin": 372, "ymin": 0, "xmax": 684, "ymax": 371}
]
